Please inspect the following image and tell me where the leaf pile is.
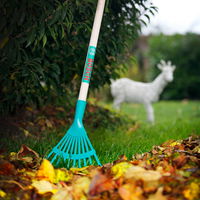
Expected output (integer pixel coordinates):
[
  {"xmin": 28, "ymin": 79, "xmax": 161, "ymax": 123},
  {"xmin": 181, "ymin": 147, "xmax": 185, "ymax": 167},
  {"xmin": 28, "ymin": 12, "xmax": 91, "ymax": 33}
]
[{"xmin": 0, "ymin": 136, "xmax": 199, "ymax": 200}]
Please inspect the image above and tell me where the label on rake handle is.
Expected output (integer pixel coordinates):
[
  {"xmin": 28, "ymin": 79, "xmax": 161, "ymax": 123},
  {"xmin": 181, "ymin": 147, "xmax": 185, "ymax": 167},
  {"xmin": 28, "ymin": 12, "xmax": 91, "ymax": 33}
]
[{"xmin": 82, "ymin": 46, "xmax": 96, "ymax": 83}]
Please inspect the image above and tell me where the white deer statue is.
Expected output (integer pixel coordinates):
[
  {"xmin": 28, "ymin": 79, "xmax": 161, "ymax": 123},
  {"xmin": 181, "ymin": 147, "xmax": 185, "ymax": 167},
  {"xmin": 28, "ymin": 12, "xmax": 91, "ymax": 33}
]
[{"xmin": 111, "ymin": 60, "xmax": 176, "ymax": 123}]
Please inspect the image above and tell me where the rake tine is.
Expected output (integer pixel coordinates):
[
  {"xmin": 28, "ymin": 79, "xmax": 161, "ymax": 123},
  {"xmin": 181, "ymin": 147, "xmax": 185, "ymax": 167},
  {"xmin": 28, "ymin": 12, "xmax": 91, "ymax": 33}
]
[
  {"xmin": 55, "ymin": 156, "xmax": 61, "ymax": 166},
  {"xmin": 78, "ymin": 137, "xmax": 81, "ymax": 168},
  {"xmin": 51, "ymin": 154, "xmax": 58, "ymax": 164},
  {"xmin": 81, "ymin": 136, "xmax": 87, "ymax": 166},
  {"xmin": 57, "ymin": 134, "xmax": 70, "ymax": 151},
  {"xmin": 63, "ymin": 136, "xmax": 73, "ymax": 155},
  {"xmin": 85, "ymin": 135, "xmax": 94, "ymax": 150},
  {"xmin": 94, "ymin": 154, "xmax": 101, "ymax": 166},
  {"xmin": 55, "ymin": 133, "xmax": 68, "ymax": 149},
  {"xmin": 83, "ymin": 136, "xmax": 92, "ymax": 164},
  {"xmin": 73, "ymin": 137, "xmax": 78, "ymax": 167},
  {"xmin": 47, "ymin": 150, "xmax": 54, "ymax": 159}
]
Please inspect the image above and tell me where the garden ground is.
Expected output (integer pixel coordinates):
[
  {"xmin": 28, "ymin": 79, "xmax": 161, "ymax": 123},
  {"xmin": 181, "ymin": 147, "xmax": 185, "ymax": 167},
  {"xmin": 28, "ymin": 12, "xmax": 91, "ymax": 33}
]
[
  {"xmin": 1, "ymin": 100, "xmax": 199, "ymax": 164},
  {"xmin": 93, "ymin": 100, "xmax": 200, "ymax": 163}
]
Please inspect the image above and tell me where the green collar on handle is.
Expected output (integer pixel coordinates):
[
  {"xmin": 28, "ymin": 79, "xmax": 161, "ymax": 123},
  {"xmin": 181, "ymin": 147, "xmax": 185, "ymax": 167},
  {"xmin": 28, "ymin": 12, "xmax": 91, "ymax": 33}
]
[{"xmin": 74, "ymin": 100, "xmax": 87, "ymax": 122}]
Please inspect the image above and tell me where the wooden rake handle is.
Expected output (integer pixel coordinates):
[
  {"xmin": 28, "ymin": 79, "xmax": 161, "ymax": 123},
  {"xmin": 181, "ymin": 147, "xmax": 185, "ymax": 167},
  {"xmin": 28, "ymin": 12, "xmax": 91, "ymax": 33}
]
[{"xmin": 78, "ymin": 0, "xmax": 106, "ymax": 101}]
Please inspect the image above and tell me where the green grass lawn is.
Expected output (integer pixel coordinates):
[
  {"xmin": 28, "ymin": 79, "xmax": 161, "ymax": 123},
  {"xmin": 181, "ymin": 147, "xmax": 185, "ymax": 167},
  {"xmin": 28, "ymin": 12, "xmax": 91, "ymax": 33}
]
[
  {"xmin": 1, "ymin": 100, "xmax": 200, "ymax": 166},
  {"xmin": 91, "ymin": 100, "xmax": 200, "ymax": 164}
]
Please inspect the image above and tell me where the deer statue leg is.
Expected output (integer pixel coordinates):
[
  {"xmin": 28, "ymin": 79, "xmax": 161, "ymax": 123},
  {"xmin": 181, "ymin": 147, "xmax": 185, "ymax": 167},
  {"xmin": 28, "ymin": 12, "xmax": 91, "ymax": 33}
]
[
  {"xmin": 144, "ymin": 103, "xmax": 154, "ymax": 123},
  {"xmin": 113, "ymin": 96, "xmax": 124, "ymax": 110}
]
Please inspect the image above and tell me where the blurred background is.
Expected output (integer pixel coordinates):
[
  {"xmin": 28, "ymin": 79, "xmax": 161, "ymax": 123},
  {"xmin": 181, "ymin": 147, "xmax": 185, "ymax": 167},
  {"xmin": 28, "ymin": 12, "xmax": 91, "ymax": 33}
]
[
  {"xmin": 97, "ymin": 0, "xmax": 200, "ymax": 101},
  {"xmin": 1, "ymin": 0, "xmax": 200, "ymax": 113}
]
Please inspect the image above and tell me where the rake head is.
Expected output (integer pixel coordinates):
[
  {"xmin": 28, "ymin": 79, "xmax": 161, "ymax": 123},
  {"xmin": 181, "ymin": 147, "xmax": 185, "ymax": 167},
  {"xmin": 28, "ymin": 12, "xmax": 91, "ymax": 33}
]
[{"xmin": 47, "ymin": 100, "xmax": 101, "ymax": 168}]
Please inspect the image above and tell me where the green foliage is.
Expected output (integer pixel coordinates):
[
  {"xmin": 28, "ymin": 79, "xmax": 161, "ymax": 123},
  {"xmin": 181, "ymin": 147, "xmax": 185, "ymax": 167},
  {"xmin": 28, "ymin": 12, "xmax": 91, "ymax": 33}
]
[
  {"xmin": 0, "ymin": 0, "xmax": 156, "ymax": 114},
  {"xmin": 147, "ymin": 33, "xmax": 200, "ymax": 100}
]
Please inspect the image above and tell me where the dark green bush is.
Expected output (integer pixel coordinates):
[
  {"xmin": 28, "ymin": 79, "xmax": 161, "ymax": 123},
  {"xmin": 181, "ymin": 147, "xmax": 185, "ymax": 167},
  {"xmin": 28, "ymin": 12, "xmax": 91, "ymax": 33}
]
[{"xmin": 0, "ymin": 0, "xmax": 156, "ymax": 114}]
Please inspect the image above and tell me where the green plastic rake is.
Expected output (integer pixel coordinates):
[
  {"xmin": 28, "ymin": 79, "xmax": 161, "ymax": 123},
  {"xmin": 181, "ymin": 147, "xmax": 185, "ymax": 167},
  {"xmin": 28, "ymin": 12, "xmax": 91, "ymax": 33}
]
[{"xmin": 47, "ymin": 0, "xmax": 105, "ymax": 168}]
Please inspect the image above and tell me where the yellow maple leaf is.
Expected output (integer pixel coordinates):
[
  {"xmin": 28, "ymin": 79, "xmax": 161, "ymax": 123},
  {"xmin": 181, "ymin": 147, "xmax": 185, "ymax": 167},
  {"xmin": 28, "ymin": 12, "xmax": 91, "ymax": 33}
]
[
  {"xmin": 70, "ymin": 166, "xmax": 89, "ymax": 175},
  {"xmin": 54, "ymin": 168, "xmax": 72, "ymax": 183},
  {"xmin": 183, "ymin": 182, "xmax": 200, "ymax": 200},
  {"xmin": 0, "ymin": 190, "xmax": 6, "ymax": 198},
  {"xmin": 111, "ymin": 162, "xmax": 133, "ymax": 178},
  {"xmin": 36, "ymin": 159, "xmax": 55, "ymax": 182},
  {"xmin": 170, "ymin": 141, "xmax": 181, "ymax": 147}
]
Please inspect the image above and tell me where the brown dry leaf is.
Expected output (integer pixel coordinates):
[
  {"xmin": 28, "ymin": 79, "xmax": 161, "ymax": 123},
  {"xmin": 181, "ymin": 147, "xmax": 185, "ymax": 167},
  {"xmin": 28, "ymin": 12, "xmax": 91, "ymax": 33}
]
[
  {"xmin": 0, "ymin": 180, "xmax": 26, "ymax": 190},
  {"xmin": 89, "ymin": 170, "xmax": 114, "ymax": 196},
  {"xmin": 148, "ymin": 187, "xmax": 167, "ymax": 200},
  {"xmin": 55, "ymin": 107, "xmax": 65, "ymax": 112},
  {"xmin": 46, "ymin": 119, "xmax": 53, "ymax": 128},
  {"xmin": 127, "ymin": 122, "xmax": 140, "ymax": 134},
  {"xmin": 35, "ymin": 159, "xmax": 55, "ymax": 182},
  {"xmin": 17, "ymin": 144, "xmax": 40, "ymax": 168},
  {"xmin": 0, "ymin": 159, "xmax": 16, "ymax": 175},
  {"xmin": 118, "ymin": 183, "xmax": 143, "ymax": 200},
  {"xmin": 17, "ymin": 145, "xmax": 38, "ymax": 158},
  {"xmin": 173, "ymin": 154, "xmax": 187, "ymax": 169}
]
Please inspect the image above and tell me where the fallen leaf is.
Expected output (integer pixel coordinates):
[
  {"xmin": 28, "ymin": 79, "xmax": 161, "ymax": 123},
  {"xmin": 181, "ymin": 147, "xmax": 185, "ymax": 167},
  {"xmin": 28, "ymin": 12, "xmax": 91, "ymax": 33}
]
[
  {"xmin": 22, "ymin": 128, "xmax": 33, "ymax": 137},
  {"xmin": 183, "ymin": 182, "xmax": 200, "ymax": 200},
  {"xmin": 169, "ymin": 141, "xmax": 181, "ymax": 147},
  {"xmin": 54, "ymin": 168, "xmax": 72, "ymax": 183},
  {"xmin": 173, "ymin": 154, "xmax": 187, "ymax": 168},
  {"xmin": 127, "ymin": 122, "xmax": 140, "ymax": 134},
  {"xmin": 17, "ymin": 145, "xmax": 39, "ymax": 159},
  {"xmin": 111, "ymin": 162, "xmax": 133, "ymax": 178},
  {"xmin": 55, "ymin": 107, "xmax": 65, "ymax": 112},
  {"xmin": 32, "ymin": 180, "xmax": 57, "ymax": 194},
  {"xmin": 72, "ymin": 177, "xmax": 91, "ymax": 200},
  {"xmin": 125, "ymin": 166, "xmax": 161, "ymax": 187},
  {"xmin": 192, "ymin": 146, "xmax": 200, "ymax": 154},
  {"xmin": 70, "ymin": 166, "xmax": 89, "ymax": 175},
  {"xmin": 118, "ymin": 183, "xmax": 143, "ymax": 200},
  {"xmin": 35, "ymin": 159, "xmax": 55, "ymax": 182},
  {"xmin": 16, "ymin": 144, "xmax": 40, "ymax": 168},
  {"xmin": 148, "ymin": 187, "xmax": 167, "ymax": 200},
  {"xmin": 51, "ymin": 188, "xmax": 72, "ymax": 200},
  {"xmin": 0, "ymin": 190, "xmax": 6, "ymax": 198},
  {"xmin": 89, "ymin": 170, "xmax": 114, "ymax": 196},
  {"xmin": 0, "ymin": 159, "xmax": 16, "ymax": 175},
  {"xmin": 46, "ymin": 119, "xmax": 53, "ymax": 128}
]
